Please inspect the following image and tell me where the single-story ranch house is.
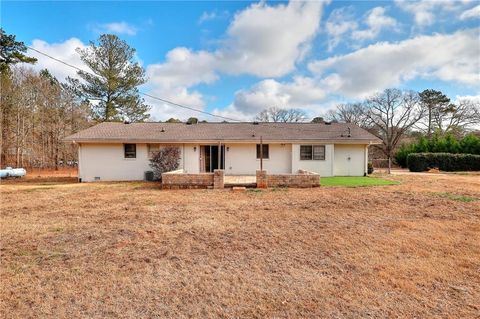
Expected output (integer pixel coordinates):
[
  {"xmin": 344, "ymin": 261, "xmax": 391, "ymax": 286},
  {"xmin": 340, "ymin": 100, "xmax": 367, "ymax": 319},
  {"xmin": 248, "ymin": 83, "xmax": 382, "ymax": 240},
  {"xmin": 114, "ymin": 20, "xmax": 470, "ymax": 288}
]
[{"xmin": 65, "ymin": 121, "xmax": 381, "ymax": 182}]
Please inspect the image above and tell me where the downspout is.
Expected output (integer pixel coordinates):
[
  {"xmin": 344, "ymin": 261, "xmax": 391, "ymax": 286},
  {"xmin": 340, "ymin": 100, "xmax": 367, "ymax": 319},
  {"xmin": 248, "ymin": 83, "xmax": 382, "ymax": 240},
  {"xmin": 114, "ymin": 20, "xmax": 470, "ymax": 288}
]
[
  {"xmin": 218, "ymin": 141, "xmax": 221, "ymax": 170},
  {"xmin": 76, "ymin": 141, "xmax": 81, "ymax": 182}
]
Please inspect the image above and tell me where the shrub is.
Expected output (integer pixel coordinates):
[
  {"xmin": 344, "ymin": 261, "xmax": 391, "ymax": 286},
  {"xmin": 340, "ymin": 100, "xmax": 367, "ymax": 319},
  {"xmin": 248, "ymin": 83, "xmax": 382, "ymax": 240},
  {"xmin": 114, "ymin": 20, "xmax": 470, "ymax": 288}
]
[
  {"xmin": 395, "ymin": 133, "xmax": 480, "ymax": 168},
  {"xmin": 407, "ymin": 153, "xmax": 480, "ymax": 172},
  {"xmin": 149, "ymin": 146, "xmax": 181, "ymax": 180},
  {"xmin": 367, "ymin": 163, "xmax": 374, "ymax": 174}
]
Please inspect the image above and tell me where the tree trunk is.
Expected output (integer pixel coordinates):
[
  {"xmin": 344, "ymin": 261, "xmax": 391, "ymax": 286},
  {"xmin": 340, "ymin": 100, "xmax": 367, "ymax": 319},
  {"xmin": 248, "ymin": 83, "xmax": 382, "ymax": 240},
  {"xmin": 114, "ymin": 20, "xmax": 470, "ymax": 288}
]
[{"xmin": 388, "ymin": 156, "xmax": 392, "ymax": 174}]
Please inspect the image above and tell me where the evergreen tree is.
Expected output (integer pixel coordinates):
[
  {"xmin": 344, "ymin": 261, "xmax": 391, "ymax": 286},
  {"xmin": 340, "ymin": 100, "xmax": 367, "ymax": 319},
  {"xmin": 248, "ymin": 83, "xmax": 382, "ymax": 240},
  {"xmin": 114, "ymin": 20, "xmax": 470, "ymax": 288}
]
[
  {"xmin": 0, "ymin": 28, "xmax": 37, "ymax": 74},
  {"xmin": 419, "ymin": 89, "xmax": 451, "ymax": 137},
  {"xmin": 68, "ymin": 34, "xmax": 149, "ymax": 122}
]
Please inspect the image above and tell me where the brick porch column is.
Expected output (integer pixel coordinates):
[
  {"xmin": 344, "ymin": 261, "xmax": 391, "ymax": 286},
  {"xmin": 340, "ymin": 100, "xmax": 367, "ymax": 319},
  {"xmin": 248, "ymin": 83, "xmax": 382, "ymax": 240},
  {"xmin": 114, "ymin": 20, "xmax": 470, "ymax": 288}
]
[
  {"xmin": 256, "ymin": 170, "xmax": 268, "ymax": 188},
  {"xmin": 213, "ymin": 169, "xmax": 224, "ymax": 189}
]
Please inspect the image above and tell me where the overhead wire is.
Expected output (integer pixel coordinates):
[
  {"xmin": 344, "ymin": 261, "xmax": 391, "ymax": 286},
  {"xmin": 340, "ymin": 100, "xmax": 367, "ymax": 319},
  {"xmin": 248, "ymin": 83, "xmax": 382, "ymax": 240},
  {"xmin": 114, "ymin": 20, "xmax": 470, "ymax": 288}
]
[{"xmin": 25, "ymin": 46, "xmax": 350, "ymax": 135}]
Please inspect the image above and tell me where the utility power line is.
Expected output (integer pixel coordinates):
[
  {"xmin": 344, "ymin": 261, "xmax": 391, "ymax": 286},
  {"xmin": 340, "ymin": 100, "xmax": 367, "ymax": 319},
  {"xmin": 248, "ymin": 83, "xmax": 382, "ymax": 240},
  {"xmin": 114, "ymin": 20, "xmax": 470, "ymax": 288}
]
[
  {"xmin": 26, "ymin": 46, "xmax": 343, "ymax": 135},
  {"xmin": 27, "ymin": 46, "xmax": 241, "ymax": 122}
]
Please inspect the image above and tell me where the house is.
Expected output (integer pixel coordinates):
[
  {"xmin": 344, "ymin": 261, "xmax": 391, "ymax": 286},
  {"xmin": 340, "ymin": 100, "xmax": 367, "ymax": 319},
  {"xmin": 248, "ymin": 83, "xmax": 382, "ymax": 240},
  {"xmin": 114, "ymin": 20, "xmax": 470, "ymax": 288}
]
[{"xmin": 64, "ymin": 121, "xmax": 381, "ymax": 182}]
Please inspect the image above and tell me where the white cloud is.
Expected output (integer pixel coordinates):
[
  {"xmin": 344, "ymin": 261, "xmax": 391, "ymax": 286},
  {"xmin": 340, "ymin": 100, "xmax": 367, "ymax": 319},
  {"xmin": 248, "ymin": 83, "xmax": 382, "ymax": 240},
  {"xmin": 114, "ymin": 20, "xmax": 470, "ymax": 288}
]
[
  {"xmin": 198, "ymin": 10, "xmax": 229, "ymax": 24},
  {"xmin": 147, "ymin": 47, "xmax": 217, "ymax": 89},
  {"xmin": 455, "ymin": 94, "xmax": 480, "ymax": 103},
  {"xmin": 145, "ymin": 47, "xmax": 218, "ymax": 121},
  {"xmin": 146, "ymin": 0, "xmax": 328, "ymax": 119},
  {"xmin": 144, "ymin": 86, "xmax": 209, "ymax": 121},
  {"xmin": 215, "ymin": 1, "xmax": 326, "ymax": 77},
  {"xmin": 95, "ymin": 21, "xmax": 137, "ymax": 35},
  {"xmin": 309, "ymin": 28, "xmax": 480, "ymax": 98},
  {"xmin": 460, "ymin": 5, "xmax": 480, "ymax": 20},
  {"xmin": 395, "ymin": 0, "xmax": 472, "ymax": 26},
  {"xmin": 28, "ymin": 38, "xmax": 87, "ymax": 81},
  {"xmin": 325, "ymin": 7, "xmax": 358, "ymax": 51},
  {"xmin": 352, "ymin": 7, "xmax": 398, "ymax": 41},
  {"xmin": 212, "ymin": 75, "xmax": 339, "ymax": 119}
]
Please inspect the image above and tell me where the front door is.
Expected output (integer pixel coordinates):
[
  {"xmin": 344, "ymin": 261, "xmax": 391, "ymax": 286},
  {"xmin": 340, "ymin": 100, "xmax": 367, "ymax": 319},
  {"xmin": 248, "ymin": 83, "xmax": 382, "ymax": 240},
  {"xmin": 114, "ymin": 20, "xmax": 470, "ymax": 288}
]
[{"xmin": 200, "ymin": 145, "xmax": 225, "ymax": 172}]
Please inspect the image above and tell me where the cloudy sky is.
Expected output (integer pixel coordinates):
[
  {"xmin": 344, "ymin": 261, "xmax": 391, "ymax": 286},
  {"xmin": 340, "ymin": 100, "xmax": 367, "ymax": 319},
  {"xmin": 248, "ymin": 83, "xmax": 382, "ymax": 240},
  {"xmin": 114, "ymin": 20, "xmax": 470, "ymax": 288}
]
[{"xmin": 3, "ymin": 0, "xmax": 480, "ymax": 121}]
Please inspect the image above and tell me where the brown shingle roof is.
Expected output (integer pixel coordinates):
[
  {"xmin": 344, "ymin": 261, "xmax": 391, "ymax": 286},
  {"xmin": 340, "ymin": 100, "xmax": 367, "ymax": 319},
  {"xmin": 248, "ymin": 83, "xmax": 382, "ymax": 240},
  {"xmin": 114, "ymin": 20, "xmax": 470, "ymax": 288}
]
[{"xmin": 64, "ymin": 122, "xmax": 381, "ymax": 144}]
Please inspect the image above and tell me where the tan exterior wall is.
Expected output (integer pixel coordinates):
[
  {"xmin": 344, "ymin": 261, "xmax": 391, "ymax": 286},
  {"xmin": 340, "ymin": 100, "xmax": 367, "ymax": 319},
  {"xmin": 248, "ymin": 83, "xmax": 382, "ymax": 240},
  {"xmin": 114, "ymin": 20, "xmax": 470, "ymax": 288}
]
[
  {"xmin": 291, "ymin": 144, "xmax": 334, "ymax": 177},
  {"xmin": 224, "ymin": 143, "xmax": 291, "ymax": 175},
  {"xmin": 78, "ymin": 143, "xmax": 199, "ymax": 182},
  {"xmin": 78, "ymin": 141, "xmax": 369, "ymax": 182},
  {"xmin": 333, "ymin": 144, "xmax": 367, "ymax": 176},
  {"xmin": 182, "ymin": 144, "xmax": 200, "ymax": 173}
]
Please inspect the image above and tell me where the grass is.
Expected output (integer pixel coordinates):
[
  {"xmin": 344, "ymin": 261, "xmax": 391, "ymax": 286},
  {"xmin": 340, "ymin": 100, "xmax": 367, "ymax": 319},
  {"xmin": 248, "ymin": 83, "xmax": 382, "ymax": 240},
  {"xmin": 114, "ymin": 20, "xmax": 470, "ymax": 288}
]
[
  {"xmin": 433, "ymin": 192, "xmax": 478, "ymax": 202},
  {"xmin": 1, "ymin": 173, "xmax": 479, "ymax": 318},
  {"xmin": 321, "ymin": 176, "xmax": 399, "ymax": 187}
]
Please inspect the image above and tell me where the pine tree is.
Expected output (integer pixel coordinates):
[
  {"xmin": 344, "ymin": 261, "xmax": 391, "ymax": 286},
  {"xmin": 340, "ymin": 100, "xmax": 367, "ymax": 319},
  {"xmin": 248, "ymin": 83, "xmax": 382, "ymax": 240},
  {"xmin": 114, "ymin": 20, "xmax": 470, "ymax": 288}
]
[
  {"xmin": 419, "ymin": 89, "xmax": 451, "ymax": 137},
  {"xmin": 0, "ymin": 28, "xmax": 37, "ymax": 74},
  {"xmin": 68, "ymin": 34, "xmax": 149, "ymax": 122}
]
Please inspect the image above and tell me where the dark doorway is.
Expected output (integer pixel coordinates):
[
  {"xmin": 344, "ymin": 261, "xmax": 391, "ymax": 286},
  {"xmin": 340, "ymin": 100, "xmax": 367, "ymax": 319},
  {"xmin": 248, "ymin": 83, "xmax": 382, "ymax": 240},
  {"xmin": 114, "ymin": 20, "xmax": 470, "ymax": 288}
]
[{"xmin": 201, "ymin": 145, "xmax": 225, "ymax": 172}]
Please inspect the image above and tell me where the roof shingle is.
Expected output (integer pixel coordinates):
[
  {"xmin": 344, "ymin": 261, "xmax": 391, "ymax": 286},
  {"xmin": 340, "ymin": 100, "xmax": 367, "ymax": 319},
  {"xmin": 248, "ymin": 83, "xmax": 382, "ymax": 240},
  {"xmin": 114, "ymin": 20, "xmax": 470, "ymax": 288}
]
[{"xmin": 64, "ymin": 122, "xmax": 381, "ymax": 143}]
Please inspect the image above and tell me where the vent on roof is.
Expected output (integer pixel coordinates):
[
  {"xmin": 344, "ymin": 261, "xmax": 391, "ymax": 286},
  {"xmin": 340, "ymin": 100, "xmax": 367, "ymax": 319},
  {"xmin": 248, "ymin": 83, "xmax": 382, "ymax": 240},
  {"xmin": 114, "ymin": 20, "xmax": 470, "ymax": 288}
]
[
  {"xmin": 161, "ymin": 127, "xmax": 165, "ymax": 132},
  {"xmin": 325, "ymin": 121, "xmax": 332, "ymax": 125},
  {"xmin": 252, "ymin": 121, "xmax": 259, "ymax": 125},
  {"xmin": 124, "ymin": 121, "xmax": 130, "ymax": 124},
  {"xmin": 341, "ymin": 127, "xmax": 352, "ymax": 138}
]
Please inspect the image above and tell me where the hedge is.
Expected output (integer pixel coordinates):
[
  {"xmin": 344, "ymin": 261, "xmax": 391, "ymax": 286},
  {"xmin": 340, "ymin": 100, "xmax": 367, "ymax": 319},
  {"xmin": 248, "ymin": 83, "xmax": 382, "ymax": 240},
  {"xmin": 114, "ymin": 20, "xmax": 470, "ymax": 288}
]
[
  {"xmin": 395, "ymin": 133, "xmax": 480, "ymax": 168},
  {"xmin": 407, "ymin": 152, "xmax": 480, "ymax": 172}
]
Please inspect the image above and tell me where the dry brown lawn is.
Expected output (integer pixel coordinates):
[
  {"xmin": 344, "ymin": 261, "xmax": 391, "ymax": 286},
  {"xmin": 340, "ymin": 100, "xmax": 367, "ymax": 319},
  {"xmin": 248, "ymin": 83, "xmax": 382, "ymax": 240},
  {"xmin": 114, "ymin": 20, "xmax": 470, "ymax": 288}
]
[{"xmin": 1, "ymin": 174, "xmax": 479, "ymax": 318}]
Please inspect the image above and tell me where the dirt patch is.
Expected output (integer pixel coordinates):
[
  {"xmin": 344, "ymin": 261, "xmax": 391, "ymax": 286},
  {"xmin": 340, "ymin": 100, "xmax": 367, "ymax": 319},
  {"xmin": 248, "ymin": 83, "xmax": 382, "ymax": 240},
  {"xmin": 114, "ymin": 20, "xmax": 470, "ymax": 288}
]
[{"xmin": 1, "ymin": 174, "xmax": 479, "ymax": 318}]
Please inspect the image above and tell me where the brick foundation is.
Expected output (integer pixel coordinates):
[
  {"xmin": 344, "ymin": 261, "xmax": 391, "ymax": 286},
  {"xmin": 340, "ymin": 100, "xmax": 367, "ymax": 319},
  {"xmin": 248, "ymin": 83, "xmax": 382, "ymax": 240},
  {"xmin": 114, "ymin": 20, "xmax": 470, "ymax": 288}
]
[
  {"xmin": 256, "ymin": 170, "xmax": 268, "ymax": 188},
  {"xmin": 257, "ymin": 169, "xmax": 320, "ymax": 188},
  {"xmin": 161, "ymin": 170, "xmax": 214, "ymax": 189}
]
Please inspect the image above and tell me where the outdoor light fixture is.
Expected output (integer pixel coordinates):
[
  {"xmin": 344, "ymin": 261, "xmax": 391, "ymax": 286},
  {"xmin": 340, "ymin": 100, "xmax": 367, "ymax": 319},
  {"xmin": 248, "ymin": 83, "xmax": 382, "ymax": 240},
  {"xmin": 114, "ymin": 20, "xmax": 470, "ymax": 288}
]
[
  {"xmin": 227, "ymin": 147, "xmax": 230, "ymax": 151},
  {"xmin": 194, "ymin": 146, "xmax": 197, "ymax": 152}
]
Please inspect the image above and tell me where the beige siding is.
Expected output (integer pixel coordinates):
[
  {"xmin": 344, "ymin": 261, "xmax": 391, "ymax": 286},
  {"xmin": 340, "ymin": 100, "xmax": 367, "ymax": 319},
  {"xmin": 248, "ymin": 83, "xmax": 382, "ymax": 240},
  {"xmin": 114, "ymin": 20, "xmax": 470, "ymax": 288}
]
[
  {"xmin": 78, "ymin": 142, "xmax": 369, "ymax": 181},
  {"xmin": 333, "ymin": 144, "xmax": 366, "ymax": 176},
  {"xmin": 291, "ymin": 144, "xmax": 334, "ymax": 176},
  {"xmin": 224, "ymin": 143, "xmax": 291, "ymax": 175},
  {"xmin": 78, "ymin": 143, "xmax": 200, "ymax": 182},
  {"xmin": 182, "ymin": 144, "xmax": 200, "ymax": 173}
]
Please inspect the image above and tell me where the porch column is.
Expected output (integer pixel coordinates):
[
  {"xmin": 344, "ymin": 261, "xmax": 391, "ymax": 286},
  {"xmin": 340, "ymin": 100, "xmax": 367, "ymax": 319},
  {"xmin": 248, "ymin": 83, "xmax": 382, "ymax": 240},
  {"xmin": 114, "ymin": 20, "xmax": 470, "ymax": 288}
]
[{"xmin": 214, "ymin": 169, "xmax": 224, "ymax": 189}]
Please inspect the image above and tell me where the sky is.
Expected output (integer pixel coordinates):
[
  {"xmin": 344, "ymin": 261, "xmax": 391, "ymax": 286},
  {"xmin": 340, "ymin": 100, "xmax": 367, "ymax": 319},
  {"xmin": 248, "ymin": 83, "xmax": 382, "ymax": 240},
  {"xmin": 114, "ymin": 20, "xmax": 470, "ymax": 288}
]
[{"xmin": 2, "ymin": 0, "xmax": 480, "ymax": 121}]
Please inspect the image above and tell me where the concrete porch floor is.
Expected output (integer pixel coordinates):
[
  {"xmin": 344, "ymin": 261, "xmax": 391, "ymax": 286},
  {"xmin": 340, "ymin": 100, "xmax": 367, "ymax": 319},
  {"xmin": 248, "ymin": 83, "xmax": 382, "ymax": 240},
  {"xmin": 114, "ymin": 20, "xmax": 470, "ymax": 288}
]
[{"xmin": 224, "ymin": 175, "xmax": 256, "ymax": 184}]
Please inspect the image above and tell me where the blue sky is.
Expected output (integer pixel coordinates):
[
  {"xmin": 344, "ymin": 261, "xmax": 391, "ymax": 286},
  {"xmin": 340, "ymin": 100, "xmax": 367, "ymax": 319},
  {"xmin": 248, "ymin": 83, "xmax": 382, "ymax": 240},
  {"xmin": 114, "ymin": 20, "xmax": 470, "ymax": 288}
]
[{"xmin": 2, "ymin": 0, "xmax": 480, "ymax": 121}]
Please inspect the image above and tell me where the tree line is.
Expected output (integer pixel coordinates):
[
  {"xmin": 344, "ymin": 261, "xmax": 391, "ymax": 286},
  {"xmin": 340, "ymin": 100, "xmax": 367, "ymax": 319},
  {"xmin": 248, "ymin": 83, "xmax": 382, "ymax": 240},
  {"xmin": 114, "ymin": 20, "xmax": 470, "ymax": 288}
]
[
  {"xmin": 322, "ymin": 89, "xmax": 480, "ymax": 172},
  {"xmin": 0, "ymin": 30, "xmax": 150, "ymax": 168},
  {"xmin": 1, "ymin": 28, "xmax": 479, "ymax": 170}
]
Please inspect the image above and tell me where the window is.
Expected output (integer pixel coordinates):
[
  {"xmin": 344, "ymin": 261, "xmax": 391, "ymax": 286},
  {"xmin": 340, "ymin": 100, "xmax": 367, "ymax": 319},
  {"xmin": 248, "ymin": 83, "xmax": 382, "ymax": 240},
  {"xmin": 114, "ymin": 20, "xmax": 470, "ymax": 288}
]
[
  {"xmin": 124, "ymin": 144, "xmax": 136, "ymax": 158},
  {"xmin": 148, "ymin": 144, "xmax": 160, "ymax": 158},
  {"xmin": 256, "ymin": 144, "xmax": 269, "ymax": 159},
  {"xmin": 300, "ymin": 145, "xmax": 325, "ymax": 160}
]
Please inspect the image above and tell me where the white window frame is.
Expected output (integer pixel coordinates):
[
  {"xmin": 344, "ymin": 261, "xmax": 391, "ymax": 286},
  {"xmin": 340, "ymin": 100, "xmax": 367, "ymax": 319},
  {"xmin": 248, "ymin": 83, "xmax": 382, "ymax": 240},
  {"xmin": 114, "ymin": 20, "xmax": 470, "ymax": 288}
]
[{"xmin": 300, "ymin": 145, "xmax": 325, "ymax": 161}]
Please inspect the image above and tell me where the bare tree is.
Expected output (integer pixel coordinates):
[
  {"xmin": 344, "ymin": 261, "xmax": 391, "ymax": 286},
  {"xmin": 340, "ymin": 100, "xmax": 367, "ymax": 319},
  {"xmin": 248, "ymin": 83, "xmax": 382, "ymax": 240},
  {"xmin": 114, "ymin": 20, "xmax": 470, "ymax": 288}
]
[
  {"xmin": 324, "ymin": 103, "xmax": 366, "ymax": 126},
  {"xmin": 363, "ymin": 89, "xmax": 424, "ymax": 173},
  {"xmin": 432, "ymin": 98, "xmax": 480, "ymax": 135},
  {"xmin": 255, "ymin": 107, "xmax": 307, "ymax": 122},
  {"xmin": 1, "ymin": 67, "xmax": 90, "ymax": 169}
]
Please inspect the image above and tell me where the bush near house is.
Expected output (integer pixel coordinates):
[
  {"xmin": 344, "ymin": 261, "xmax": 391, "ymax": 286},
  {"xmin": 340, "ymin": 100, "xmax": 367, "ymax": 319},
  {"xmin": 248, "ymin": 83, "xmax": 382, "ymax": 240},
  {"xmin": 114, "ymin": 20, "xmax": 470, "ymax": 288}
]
[
  {"xmin": 149, "ymin": 146, "xmax": 181, "ymax": 179},
  {"xmin": 407, "ymin": 152, "xmax": 480, "ymax": 172},
  {"xmin": 367, "ymin": 162, "xmax": 374, "ymax": 174},
  {"xmin": 396, "ymin": 133, "xmax": 480, "ymax": 168}
]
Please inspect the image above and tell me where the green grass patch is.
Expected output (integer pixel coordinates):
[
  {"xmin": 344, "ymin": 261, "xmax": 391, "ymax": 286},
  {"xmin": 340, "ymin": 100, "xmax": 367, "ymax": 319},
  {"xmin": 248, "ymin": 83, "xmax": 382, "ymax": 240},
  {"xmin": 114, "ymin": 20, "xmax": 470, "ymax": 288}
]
[
  {"xmin": 433, "ymin": 192, "xmax": 478, "ymax": 202},
  {"xmin": 321, "ymin": 176, "xmax": 399, "ymax": 187}
]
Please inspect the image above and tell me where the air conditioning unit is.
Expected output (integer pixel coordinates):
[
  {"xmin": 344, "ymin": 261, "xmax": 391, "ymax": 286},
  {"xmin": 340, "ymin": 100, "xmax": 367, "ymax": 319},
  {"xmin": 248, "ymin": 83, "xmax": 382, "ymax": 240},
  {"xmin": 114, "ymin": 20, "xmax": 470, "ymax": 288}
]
[{"xmin": 145, "ymin": 171, "xmax": 154, "ymax": 181}]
